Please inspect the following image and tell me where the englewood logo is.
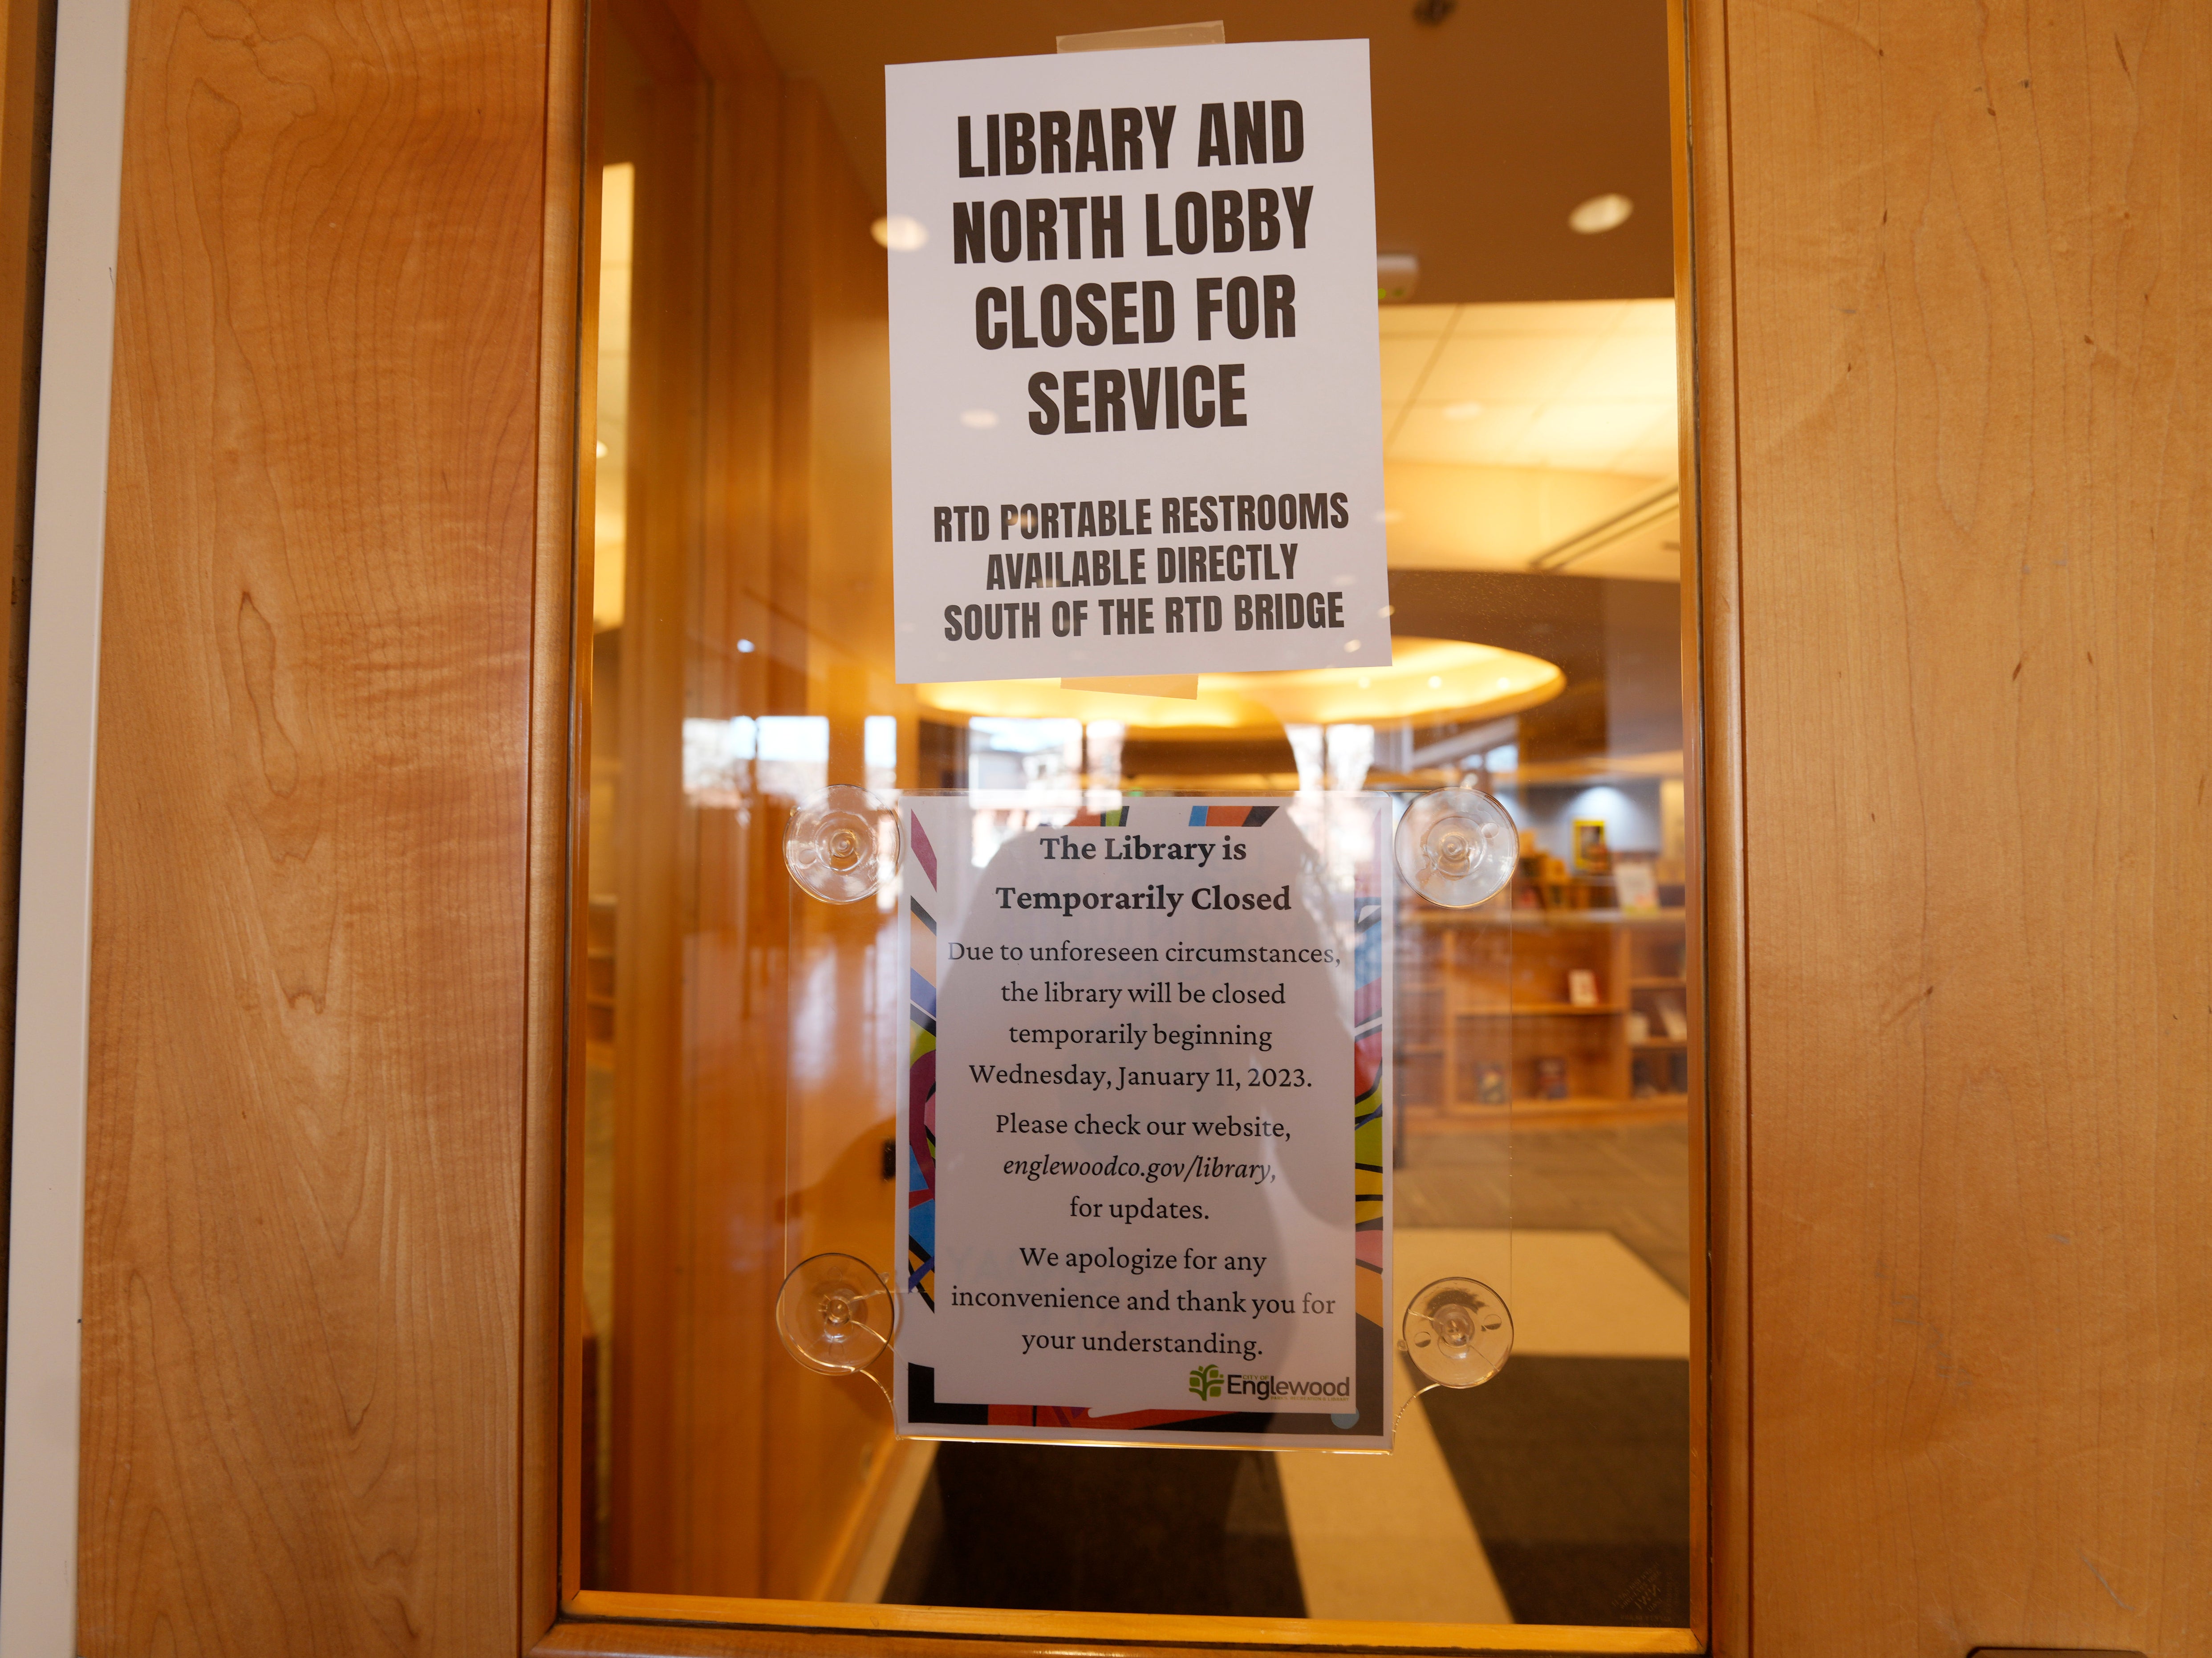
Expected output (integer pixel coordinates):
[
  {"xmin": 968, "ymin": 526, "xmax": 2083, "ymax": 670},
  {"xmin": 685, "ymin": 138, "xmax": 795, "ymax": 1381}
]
[{"xmin": 1185, "ymin": 1367, "xmax": 1351, "ymax": 1403}]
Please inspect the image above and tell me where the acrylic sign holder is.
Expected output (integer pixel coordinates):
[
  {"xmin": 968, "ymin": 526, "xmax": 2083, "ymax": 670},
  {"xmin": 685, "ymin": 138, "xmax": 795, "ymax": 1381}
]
[{"xmin": 775, "ymin": 784, "xmax": 1521, "ymax": 1432}]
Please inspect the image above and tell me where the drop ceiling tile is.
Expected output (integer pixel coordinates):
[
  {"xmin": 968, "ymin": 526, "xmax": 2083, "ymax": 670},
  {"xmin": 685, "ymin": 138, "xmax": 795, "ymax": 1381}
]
[
  {"xmin": 1513, "ymin": 401, "xmax": 1667, "ymax": 467},
  {"xmin": 1379, "ymin": 302, "xmax": 1458, "ymax": 337},
  {"xmin": 1376, "ymin": 297, "xmax": 1681, "ymax": 479},
  {"xmin": 1608, "ymin": 409, "xmax": 1682, "ymax": 476},
  {"xmin": 1557, "ymin": 330, "xmax": 1678, "ymax": 401},
  {"xmin": 1448, "ymin": 299, "xmax": 1631, "ymax": 337},
  {"xmin": 1613, "ymin": 298, "xmax": 1679, "ymax": 334},
  {"xmin": 1381, "ymin": 335, "xmax": 1444, "ymax": 406},
  {"xmin": 1418, "ymin": 332, "xmax": 1604, "ymax": 403},
  {"xmin": 1387, "ymin": 402, "xmax": 1540, "ymax": 466}
]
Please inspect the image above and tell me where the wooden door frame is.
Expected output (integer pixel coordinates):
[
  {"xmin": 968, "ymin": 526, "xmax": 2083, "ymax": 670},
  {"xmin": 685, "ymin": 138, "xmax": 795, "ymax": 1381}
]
[
  {"xmin": 0, "ymin": 0, "xmax": 1747, "ymax": 1649},
  {"xmin": 35, "ymin": 0, "xmax": 2204, "ymax": 1642},
  {"xmin": 524, "ymin": 0, "xmax": 593, "ymax": 1634},
  {"xmin": 518, "ymin": 2, "xmax": 1750, "ymax": 1656},
  {"xmin": 0, "ymin": 0, "xmax": 1743, "ymax": 1647},
  {"xmin": 1670, "ymin": 0, "xmax": 1748, "ymax": 1653}
]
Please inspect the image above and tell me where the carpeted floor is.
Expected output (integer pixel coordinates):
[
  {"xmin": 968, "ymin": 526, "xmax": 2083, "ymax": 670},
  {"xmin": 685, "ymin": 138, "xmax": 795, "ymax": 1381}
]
[
  {"xmin": 886, "ymin": 1355, "xmax": 1689, "ymax": 1629},
  {"xmin": 883, "ymin": 1125, "xmax": 1691, "ymax": 1624},
  {"xmin": 1422, "ymin": 1356, "xmax": 1691, "ymax": 1626},
  {"xmin": 885, "ymin": 1442, "xmax": 1305, "ymax": 1617},
  {"xmin": 1396, "ymin": 1121, "xmax": 1692, "ymax": 1294}
]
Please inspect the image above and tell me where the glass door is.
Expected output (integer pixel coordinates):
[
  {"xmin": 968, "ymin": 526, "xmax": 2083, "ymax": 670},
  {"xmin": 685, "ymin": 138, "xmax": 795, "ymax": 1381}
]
[{"xmin": 570, "ymin": 0, "xmax": 1695, "ymax": 1640}]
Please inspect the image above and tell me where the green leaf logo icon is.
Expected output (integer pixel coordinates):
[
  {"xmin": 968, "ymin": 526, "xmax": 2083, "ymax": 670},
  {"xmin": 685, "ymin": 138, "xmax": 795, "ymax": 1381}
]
[{"xmin": 1188, "ymin": 1363, "xmax": 1223, "ymax": 1400}]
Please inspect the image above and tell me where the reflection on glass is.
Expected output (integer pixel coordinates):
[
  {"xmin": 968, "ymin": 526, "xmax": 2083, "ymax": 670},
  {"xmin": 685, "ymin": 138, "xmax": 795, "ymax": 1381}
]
[{"xmin": 576, "ymin": 0, "xmax": 1690, "ymax": 1633}]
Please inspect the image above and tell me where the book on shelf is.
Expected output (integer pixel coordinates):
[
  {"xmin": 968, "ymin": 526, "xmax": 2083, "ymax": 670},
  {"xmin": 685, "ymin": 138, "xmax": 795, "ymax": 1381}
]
[
  {"xmin": 1567, "ymin": 968, "xmax": 1601, "ymax": 1008},
  {"xmin": 1571, "ymin": 819, "xmax": 1611, "ymax": 874},
  {"xmin": 1533, "ymin": 1056, "xmax": 1569, "ymax": 1100},
  {"xmin": 1656, "ymin": 998, "xmax": 1689, "ymax": 1041},
  {"xmin": 1614, "ymin": 855, "xmax": 1660, "ymax": 914},
  {"xmin": 1626, "ymin": 1010, "xmax": 1651, "ymax": 1044},
  {"xmin": 1474, "ymin": 1062, "xmax": 1509, "ymax": 1105}
]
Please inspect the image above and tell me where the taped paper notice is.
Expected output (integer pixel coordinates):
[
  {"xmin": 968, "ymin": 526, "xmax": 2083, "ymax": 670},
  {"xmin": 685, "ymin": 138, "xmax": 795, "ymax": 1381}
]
[{"xmin": 885, "ymin": 42, "xmax": 1390, "ymax": 684}]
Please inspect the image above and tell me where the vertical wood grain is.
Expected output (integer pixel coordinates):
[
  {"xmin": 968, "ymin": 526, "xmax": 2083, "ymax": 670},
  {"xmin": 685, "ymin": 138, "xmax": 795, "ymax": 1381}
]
[
  {"xmin": 1673, "ymin": 0, "xmax": 1748, "ymax": 1651},
  {"xmin": 1723, "ymin": 0, "xmax": 2212, "ymax": 1652},
  {"xmin": 532, "ymin": 0, "xmax": 590, "ymax": 1636},
  {"xmin": 78, "ymin": 0, "xmax": 549, "ymax": 1650},
  {"xmin": 605, "ymin": 4, "xmax": 705, "ymax": 1589}
]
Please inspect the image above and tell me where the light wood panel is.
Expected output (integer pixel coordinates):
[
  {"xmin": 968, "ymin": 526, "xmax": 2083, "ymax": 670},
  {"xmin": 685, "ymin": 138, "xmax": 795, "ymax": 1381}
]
[
  {"xmin": 1715, "ymin": 0, "xmax": 2212, "ymax": 1652},
  {"xmin": 1670, "ymin": 0, "xmax": 1745, "ymax": 1650},
  {"xmin": 77, "ymin": 0, "xmax": 550, "ymax": 1650},
  {"xmin": 550, "ymin": 1592, "xmax": 1705, "ymax": 1656},
  {"xmin": 532, "ymin": 0, "xmax": 590, "ymax": 1630}
]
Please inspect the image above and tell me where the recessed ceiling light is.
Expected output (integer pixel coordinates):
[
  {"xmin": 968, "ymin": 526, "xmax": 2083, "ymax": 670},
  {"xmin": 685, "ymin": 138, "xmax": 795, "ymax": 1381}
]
[
  {"xmin": 872, "ymin": 215, "xmax": 929, "ymax": 252},
  {"xmin": 1428, "ymin": 675, "xmax": 1442, "ymax": 689},
  {"xmin": 595, "ymin": 439, "xmax": 608, "ymax": 457},
  {"xmin": 1569, "ymin": 193, "xmax": 1634, "ymax": 235},
  {"xmin": 960, "ymin": 409, "xmax": 999, "ymax": 429},
  {"xmin": 1442, "ymin": 401, "xmax": 1485, "ymax": 421},
  {"xmin": 738, "ymin": 638, "xmax": 755, "ymax": 653}
]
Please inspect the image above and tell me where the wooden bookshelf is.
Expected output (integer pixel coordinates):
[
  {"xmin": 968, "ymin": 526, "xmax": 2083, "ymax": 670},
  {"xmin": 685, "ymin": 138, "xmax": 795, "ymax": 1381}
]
[{"xmin": 1395, "ymin": 895, "xmax": 1689, "ymax": 1129}]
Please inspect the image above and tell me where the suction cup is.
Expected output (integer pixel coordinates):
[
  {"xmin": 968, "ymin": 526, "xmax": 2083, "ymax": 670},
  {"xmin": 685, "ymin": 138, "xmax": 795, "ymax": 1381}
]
[
  {"xmin": 785, "ymin": 785, "xmax": 901, "ymax": 903},
  {"xmin": 1400, "ymin": 1276, "xmax": 1513, "ymax": 1389},
  {"xmin": 1394, "ymin": 788, "xmax": 1517, "ymax": 908},
  {"xmin": 776, "ymin": 1252, "xmax": 900, "ymax": 1376}
]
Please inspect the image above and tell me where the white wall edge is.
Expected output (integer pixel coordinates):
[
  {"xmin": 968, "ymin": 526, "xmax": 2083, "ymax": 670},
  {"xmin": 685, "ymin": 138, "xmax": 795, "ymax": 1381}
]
[{"xmin": 0, "ymin": 0, "xmax": 132, "ymax": 1649}]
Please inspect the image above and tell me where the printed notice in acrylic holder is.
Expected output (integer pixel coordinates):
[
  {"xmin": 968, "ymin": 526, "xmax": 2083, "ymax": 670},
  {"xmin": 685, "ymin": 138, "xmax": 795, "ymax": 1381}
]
[
  {"xmin": 885, "ymin": 41, "xmax": 1389, "ymax": 684},
  {"xmin": 897, "ymin": 796, "xmax": 1392, "ymax": 1448}
]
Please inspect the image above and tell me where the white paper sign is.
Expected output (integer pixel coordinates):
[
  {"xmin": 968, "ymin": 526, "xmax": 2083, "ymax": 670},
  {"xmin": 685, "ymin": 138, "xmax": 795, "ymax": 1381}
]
[
  {"xmin": 896, "ymin": 796, "xmax": 1392, "ymax": 1449},
  {"xmin": 885, "ymin": 42, "xmax": 1390, "ymax": 684}
]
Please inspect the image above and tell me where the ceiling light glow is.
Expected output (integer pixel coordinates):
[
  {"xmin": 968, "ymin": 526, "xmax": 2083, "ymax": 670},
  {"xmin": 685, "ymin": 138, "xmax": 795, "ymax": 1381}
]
[
  {"xmin": 872, "ymin": 215, "xmax": 929, "ymax": 251},
  {"xmin": 1569, "ymin": 193, "xmax": 1634, "ymax": 235},
  {"xmin": 912, "ymin": 638, "xmax": 1563, "ymax": 730}
]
